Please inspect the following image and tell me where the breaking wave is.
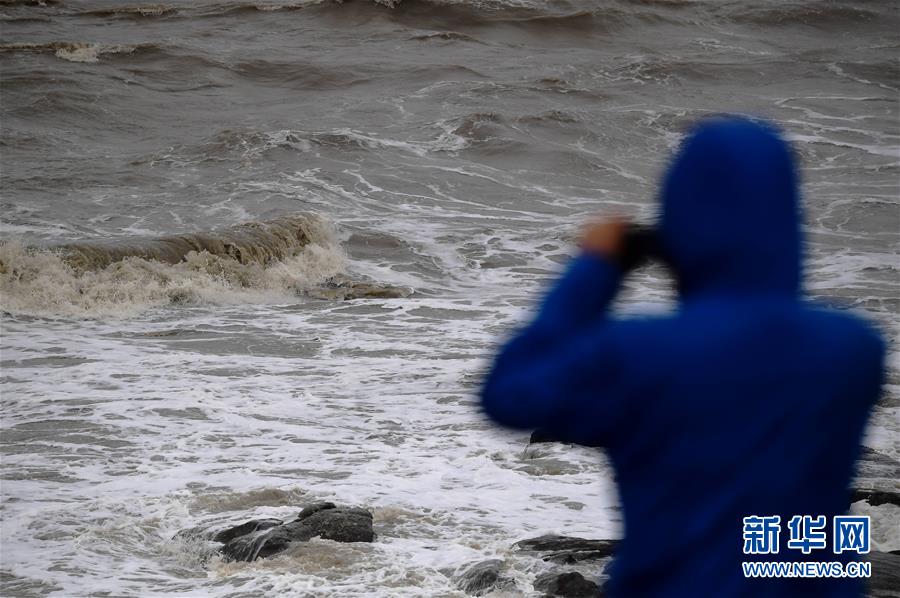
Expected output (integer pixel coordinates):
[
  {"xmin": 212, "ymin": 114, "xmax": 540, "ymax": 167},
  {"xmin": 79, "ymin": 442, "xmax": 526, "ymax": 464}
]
[
  {"xmin": 0, "ymin": 214, "xmax": 410, "ymax": 318},
  {"xmin": 0, "ymin": 41, "xmax": 157, "ymax": 63},
  {"xmin": 52, "ymin": 214, "xmax": 328, "ymax": 271},
  {"xmin": 78, "ymin": 4, "xmax": 178, "ymax": 18}
]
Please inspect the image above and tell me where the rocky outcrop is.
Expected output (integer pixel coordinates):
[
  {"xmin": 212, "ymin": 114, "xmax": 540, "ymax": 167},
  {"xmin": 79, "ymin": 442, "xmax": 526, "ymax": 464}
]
[
  {"xmin": 220, "ymin": 502, "xmax": 375, "ymax": 562},
  {"xmin": 307, "ymin": 276, "xmax": 412, "ymax": 300},
  {"xmin": 516, "ymin": 535, "xmax": 619, "ymax": 564},
  {"xmin": 455, "ymin": 559, "xmax": 515, "ymax": 596},
  {"xmin": 515, "ymin": 535, "xmax": 900, "ymax": 598},
  {"xmin": 178, "ymin": 510, "xmax": 897, "ymax": 596},
  {"xmin": 211, "ymin": 518, "xmax": 282, "ymax": 544},
  {"xmin": 534, "ymin": 571, "xmax": 602, "ymax": 597},
  {"xmin": 851, "ymin": 489, "xmax": 900, "ymax": 508},
  {"xmin": 176, "ymin": 502, "xmax": 375, "ymax": 563}
]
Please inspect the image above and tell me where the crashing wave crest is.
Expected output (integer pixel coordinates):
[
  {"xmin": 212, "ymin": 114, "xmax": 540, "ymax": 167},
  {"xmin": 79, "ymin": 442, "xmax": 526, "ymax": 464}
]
[
  {"xmin": 0, "ymin": 214, "xmax": 408, "ymax": 317},
  {"xmin": 0, "ymin": 41, "xmax": 154, "ymax": 63}
]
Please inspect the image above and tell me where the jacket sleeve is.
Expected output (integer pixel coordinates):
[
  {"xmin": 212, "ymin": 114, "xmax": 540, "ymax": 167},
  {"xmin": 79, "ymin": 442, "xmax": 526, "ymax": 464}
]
[{"xmin": 480, "ymin": 253, "xmax": 630, "ymax": 445}]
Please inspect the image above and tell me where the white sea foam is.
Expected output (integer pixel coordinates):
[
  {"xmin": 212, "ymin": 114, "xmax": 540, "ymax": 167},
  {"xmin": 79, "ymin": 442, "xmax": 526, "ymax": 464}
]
[
  {"xmin": 0, "ymin": 285, "xmax": 619, "ymax": 595},
  {"xmin": 788, "ymin": 132, "xmax": 900, "ymax": 159}
]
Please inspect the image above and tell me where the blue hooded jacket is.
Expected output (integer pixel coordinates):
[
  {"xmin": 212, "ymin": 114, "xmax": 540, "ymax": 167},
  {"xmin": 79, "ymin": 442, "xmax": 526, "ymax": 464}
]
[{"xmin": 481, "ymin": 118, "xmax": 885, "ymax": 596}]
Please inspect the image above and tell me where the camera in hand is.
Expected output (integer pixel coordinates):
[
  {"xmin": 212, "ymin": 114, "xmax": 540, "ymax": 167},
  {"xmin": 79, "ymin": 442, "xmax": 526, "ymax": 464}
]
[{"xmin": 618, "ymin": 224, "xmax": 671, "ymax": 273}]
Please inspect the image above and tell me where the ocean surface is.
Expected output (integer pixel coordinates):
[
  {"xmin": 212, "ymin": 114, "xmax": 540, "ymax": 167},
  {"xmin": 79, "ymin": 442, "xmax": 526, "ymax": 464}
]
[{"xmin": 1, "ymin": 0, "xmax": 898, "ymax": 596}]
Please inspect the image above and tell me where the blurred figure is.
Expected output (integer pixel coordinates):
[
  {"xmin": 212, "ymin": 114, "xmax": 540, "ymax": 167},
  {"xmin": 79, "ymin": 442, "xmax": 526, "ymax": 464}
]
[{"xmin": 481, "ymin": 117, "xmax": 885, "ymax": 596}]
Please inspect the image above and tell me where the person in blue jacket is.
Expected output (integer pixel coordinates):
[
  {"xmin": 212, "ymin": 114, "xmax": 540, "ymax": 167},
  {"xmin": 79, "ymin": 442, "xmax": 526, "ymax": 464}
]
[{"xmin": 481, "ymin": 117, "xmax": 885, "ymax": 596}]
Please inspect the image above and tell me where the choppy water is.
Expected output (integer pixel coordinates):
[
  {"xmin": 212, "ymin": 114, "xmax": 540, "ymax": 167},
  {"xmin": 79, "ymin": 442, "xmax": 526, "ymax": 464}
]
[{"xmin": 1, "ymin": 1, "xmax": 898, "ymax": 596}]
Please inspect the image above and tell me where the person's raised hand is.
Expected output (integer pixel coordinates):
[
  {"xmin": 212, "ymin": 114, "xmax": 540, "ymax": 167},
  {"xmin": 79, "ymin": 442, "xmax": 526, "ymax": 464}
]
[{"xmin": 579, "ymin": 218, "xmax": 628, "ymax": 259}]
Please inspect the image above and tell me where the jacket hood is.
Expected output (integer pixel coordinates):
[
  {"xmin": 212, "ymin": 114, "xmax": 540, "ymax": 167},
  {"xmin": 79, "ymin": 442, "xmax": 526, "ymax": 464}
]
[{"xmin": 660, "ymin": 117, "xmax": 802, "ymax": 299}]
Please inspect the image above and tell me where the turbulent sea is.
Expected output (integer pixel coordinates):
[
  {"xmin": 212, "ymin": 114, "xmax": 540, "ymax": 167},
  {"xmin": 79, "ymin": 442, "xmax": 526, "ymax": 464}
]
[{"xmin": 1, "ymin": 0, "xmax": 898, "ymax": 596}]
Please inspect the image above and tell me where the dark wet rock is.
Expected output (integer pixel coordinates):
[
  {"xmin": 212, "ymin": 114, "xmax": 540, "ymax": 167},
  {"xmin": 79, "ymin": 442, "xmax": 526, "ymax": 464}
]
[
  {"xmin": 297, "ymin": 501, "xmax": 337, "ymax": 521},
  {"xmin": 220, "ymin": 502, "xmax": 374, "ymax": 562},
  {"xmin": 211, "ymin": 518, "xmax": 282, "ymax": 544},
  {"xmin": 173, "ymin": 525, "xmax": 208, "ymax": 542},
  {"xmin": 534, "ymin": 571, "xmax": 602, "ymax": 597},
  {"xmin": 517, "ymin": 535, "xmax": 619, "ymax": 564},
  {"xmin": 221, "ymin": 525, "xmax": 294, "ymax": 562},
  {"xmin": 866, "ymin": 551, "xmax": 900, "ymax": 598},
  {"xmin": 283, "ymin": 504, "xmax": 374, "ymax": 543},
  {"xmin": 851, "ymin": 489, "xmax": 900, "ymax": 508},
  {"xmin": 308, "ymin": 277, "xmax": 412, "ymax": 300},
  {"xmin": 174, "ymin": 517, "xmax": 283, "ymax": 543},
  {"xmin": 455, "ymin": 559, "xmax": 515, "ymax": 596}
]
